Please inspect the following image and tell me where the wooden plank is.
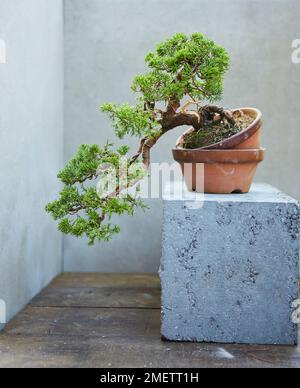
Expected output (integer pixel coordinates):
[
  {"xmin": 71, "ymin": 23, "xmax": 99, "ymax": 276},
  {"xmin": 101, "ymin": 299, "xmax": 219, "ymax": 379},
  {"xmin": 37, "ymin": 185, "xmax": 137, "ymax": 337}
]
[
  {"xmin": 39, "ymin": 273, "xmax": 161, "ymax": 289},
  {"xmin": 1, "ymin": 305, "xmax": 299, "ymax": 368},
  {"xmin": 0, "ymin": 273, "xmax": 299, "ymax": 368},
  {"xmin": 32, "ymin": 287, "xmax": 161, "ymax": 309},
  {"xmin": 2, "ymin": 306, "xmax": 161, "ymax": 338},
  {"xmin": 1, "ymin": 334, "xmax": 299, "ymax": 368},
  {"xmin": 31, "ymin": 273, "xmax": 161, "ymax": 308}
]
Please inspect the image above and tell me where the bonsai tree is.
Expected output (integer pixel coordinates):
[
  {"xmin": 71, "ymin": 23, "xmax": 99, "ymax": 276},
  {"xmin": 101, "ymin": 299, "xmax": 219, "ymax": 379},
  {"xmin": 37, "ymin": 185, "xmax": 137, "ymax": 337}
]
[{"xmin": 46, "ymin": 32, "xmax": 239, "ymax": 245}]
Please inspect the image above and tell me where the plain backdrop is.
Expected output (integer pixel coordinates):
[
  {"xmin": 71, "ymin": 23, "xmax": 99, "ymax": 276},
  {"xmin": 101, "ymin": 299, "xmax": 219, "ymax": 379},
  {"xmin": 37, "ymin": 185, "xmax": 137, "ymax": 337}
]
[
  {"xmin": 0, "ymin": 0, "xmax": 63, "ymax": 324},
  {"xmin": 64, "ymin": 0, "xmax": 300, "ymax": 272}
]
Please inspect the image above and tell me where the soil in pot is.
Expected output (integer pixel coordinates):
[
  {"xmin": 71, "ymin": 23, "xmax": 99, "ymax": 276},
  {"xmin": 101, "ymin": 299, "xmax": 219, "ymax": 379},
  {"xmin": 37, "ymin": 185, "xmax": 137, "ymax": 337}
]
[
  {"xmin": 182, "ymin": 111, "xmax": 254, "ymax": 150},
  {"xmin": 173, "ymin": 108, "xmax": 264, "ymax": 194}
]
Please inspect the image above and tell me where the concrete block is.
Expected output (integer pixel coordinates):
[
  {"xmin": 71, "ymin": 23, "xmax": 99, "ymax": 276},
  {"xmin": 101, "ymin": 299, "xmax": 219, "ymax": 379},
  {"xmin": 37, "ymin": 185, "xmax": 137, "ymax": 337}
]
[{"xmin": 160, "ymin": 183, "xmax": 300, "ymax": 345}]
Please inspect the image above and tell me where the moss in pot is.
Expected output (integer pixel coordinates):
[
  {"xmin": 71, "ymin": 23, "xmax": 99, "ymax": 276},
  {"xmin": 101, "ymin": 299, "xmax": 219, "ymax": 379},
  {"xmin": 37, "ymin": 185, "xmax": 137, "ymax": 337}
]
[
  {"xmin": 46, "ymin": 32, "xmax": 265, "ymax": 245},
  {"xmin": 174, "ymin": 106, "xmax": 264, "ymax": 193}
]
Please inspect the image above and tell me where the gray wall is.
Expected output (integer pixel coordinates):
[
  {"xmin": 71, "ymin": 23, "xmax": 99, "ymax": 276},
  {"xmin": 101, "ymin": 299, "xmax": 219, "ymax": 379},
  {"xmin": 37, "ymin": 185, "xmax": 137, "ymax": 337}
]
[
  {"xmin": 64, "ymin": 0, "xmax": 300, "ymax": 272},
  {"xmin": 0, "ymin": 0, "xmax": 64, "ymax": 325}
]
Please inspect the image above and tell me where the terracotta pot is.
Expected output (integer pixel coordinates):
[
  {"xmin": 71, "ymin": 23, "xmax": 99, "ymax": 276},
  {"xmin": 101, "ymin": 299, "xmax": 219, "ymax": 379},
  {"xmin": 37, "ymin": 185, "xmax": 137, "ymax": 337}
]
[
  {"xmin": 176, "ymin": 107, "xmax": 262, "ymax": 150},
  {"xmin": 172, "ymin": 148, "xmax": 265, "ymax": 194}
]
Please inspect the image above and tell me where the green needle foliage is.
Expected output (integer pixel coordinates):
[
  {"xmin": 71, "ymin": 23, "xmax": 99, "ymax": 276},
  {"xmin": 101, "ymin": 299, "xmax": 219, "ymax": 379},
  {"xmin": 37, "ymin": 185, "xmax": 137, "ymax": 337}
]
[
  {"xmin": 46, "ymin": 144, "xmax": 147, "ymax": 245},
  {"xmin": 132, "ymin": 32, "xmax": 229, "ymax": 103},
  {"xmin": 101, "ymin": 103, "xmax": 161, "ymax": 139},
  {"xmin": 46, "ymin": 32, "xmax": 231, "ymax": 245}
]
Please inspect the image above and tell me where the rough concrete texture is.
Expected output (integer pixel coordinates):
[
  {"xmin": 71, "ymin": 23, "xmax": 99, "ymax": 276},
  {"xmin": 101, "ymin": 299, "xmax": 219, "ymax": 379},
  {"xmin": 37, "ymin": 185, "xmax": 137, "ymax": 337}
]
[
  {"xmin": 160, "ymin": 184, "xmax": 300, "ymax": 345},
  {"xmin": 0, "ymin": 0, "xmax": 64, "ymax": 326}
]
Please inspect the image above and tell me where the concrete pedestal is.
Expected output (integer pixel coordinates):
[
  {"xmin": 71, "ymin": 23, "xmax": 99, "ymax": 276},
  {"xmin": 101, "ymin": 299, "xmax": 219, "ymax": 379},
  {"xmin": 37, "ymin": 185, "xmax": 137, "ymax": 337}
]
[{"xmin": 160, "ymin": 183, "xmax": 300, "ymax": 345}]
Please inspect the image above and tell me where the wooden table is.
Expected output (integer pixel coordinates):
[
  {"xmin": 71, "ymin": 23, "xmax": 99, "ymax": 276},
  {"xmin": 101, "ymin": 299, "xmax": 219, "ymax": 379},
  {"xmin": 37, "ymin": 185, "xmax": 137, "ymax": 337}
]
[{"xmin": 0, "ymin": 273, "xmax": 299, "ymax": 368}]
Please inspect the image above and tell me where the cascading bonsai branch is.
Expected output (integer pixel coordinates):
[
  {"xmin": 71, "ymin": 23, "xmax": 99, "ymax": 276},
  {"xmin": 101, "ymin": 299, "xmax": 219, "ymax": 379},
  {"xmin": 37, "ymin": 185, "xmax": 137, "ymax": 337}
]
[{"xmin": 46, "ymin": 32, "xmax": 237, "ymax": 245}]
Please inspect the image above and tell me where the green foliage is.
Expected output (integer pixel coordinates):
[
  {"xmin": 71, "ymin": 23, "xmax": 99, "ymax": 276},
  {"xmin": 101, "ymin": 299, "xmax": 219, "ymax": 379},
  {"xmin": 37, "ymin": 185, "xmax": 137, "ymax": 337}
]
[
  {"xmin": 58, "ymin": 215, "xmax": 121, "ymax": 245},
  {"xmin": 47, "ymin": 32, "xmax": 231, "ymax": 246},
  {"xmin": 101, "ymin": 103, "xmax": 161, "ymax": 139},
  {"xmin": 101, "ymin": 33, "xmax": 229, "ymax": 140},
  {"xmin": 131, "ymin": 71, "xmax": 176, "ymax": 104},
  {"xmin": 46, "ymin": 143, "xmax": 147, "ymax": 245},
  {"xmin": 133, "ymin": 32, "xmax": 229, "ymax": 103},
  {"xmin": 104, "ymin": 196, "xmax": 147, "ymax": 219},
  {"xmin": 58, "ymin": 144, "xmax": 105, "ymax": 185},
  {"xmin": 45, "ymin": 186, "xmax": 83, "ymax": 220}
]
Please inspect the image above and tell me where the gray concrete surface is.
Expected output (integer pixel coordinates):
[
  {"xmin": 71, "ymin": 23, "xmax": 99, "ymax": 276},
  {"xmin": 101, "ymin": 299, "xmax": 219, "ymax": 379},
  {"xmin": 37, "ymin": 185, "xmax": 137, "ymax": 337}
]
[
  {"xmin": 64, "ymin": 0, "xmax": 300, "ymax": 272},
  {"xmin": 0, "ymin": 0, "xmax": 64, "ymax": 327},
  {"xmin": 160, "ymin": 184, "xmax": 300, "ymax": 344}
]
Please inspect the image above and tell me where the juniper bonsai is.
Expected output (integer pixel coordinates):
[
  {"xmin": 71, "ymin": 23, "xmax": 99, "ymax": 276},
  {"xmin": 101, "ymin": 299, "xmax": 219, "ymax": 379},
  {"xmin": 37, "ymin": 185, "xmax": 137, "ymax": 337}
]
[{"xmin": 46, "ymin": 32, "xmax": 239, "ymax": 245}]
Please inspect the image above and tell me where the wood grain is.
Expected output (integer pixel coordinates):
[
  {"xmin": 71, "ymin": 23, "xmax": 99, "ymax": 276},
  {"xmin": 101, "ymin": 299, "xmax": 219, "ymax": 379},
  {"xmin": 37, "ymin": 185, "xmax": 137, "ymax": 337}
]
[
  {"xmin": 31, "ymin": 273, "xmax": 161, "ymax": 308},
  {"xmin": 0, "ymin": 273, "xmax": 299, "ymax": 368}
]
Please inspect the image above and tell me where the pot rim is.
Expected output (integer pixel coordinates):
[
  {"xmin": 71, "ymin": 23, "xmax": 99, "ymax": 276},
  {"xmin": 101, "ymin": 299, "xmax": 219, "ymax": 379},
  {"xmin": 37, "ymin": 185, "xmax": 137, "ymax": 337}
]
[
  {"xmin": 175, "ymin": 107, "xmax": 262, "ymax": 151},
  {"xmin": 172, "ymin": 148, "xmax": 266, "ymax": 164}
]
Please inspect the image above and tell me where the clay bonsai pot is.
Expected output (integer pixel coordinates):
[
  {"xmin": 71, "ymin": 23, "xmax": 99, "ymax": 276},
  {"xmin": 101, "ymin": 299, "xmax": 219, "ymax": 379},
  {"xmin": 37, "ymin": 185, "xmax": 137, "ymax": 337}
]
[
  {"xmin": 176, "ymin": 107, "xmax": 262, "ymax": 150},
  {"xmin": 173, "ymin": 148, "xmax": 265, "ymax": 194},
  {"xmin": 173, "ymin": 108, "xmax": 265, "ymax": 194}
]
